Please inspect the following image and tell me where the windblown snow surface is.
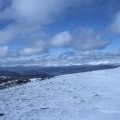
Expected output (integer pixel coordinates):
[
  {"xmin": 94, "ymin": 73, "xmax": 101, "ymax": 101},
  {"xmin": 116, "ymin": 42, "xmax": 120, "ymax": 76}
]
[{"xmin": 0, "ymin": 67, "xmax": 120, "ymax": 120}]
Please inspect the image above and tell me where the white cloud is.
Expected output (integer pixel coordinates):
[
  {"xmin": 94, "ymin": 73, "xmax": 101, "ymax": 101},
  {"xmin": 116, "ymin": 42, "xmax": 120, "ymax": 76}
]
[
  {"xmin": 51, "ymin": 31, "xmax": 72, "ymax": 47},
  {"xmin": 74, "ymin": 28, "xmax": 110, "ymax": 50},
  {"xmin": 0, "ymin": 0, "xmax": 65, "ymax": 47},
  {"xmin": 0, "ymin": 0, "xmax": 96, "ymax": 46},
  {"xmin": 20, "ymin": 31, "xmax": 72, "ymax": 56},
  {"xmin": 0, "ymin": 0, "xmax": 67, "ymax": 25},
  {"xmin": 0, "ymin": 24, "xmax": 18, "ymax": 45},
  {"xmin": 18, "ymin": 29, "xmax": 110, "ymax": 57},
  {"xmin": 109, "ymin": 11, "xmax": 120, "ymax": 35},
  {"xmin": 0, "ymin": 0, "xmax": 93, "ymax": 23},
  {"xmin": 0, "ymin": 0, "xmax": 71, "ymax": 53},
  {"xmin": 0, "ymin": 46, "xmax": 8, "ymax": 57},
  {"xmin": 20, "ymin": 40, "xmax": 47, "ymax": 56},
  {"xmin": 13, "ymin": 0, "xmax": 65, "ymax": 24}
]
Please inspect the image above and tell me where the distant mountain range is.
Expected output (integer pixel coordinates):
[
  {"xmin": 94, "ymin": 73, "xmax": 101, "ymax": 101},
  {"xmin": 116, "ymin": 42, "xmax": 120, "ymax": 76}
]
[
  {"xmin": 0, "ymin": 64, "xmax": 119, "ymax": 89},
  {"xmin": 0, "ymin": 64, "xmax": 119, "ymax": 78}
]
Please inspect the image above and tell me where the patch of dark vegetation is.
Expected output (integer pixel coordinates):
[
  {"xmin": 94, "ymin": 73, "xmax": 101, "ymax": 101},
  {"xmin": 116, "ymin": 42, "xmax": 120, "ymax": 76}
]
[
  {"xmin": 16, "ymin": 78, "xmax": 31, "ymax": 85},
  {"xmin": 0, "ymin": 113, "xmax": 4, "ymax": 116},
  {"xmin": 0, "ymin": 73, "xmax": 54, "ymax": 84},
  {"xmin": 0, "ymin": 78, "xmax": 30, "ymax": 90},
  {"xmin": 0, "ymin": 74, "xmax": 54, "ymax": 90},
  {"xmin": 94, "ymin": 94, "xmax": 99, "ymax": 97},
  {"xmin": 41, "ymin": 107, "xmax": 49, "ymax": 110}
]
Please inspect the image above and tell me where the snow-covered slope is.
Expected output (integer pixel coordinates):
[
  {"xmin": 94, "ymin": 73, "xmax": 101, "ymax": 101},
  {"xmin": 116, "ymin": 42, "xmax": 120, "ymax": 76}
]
[{"xmin": 0, "ymin": 68, "xmax": 120, "ymax": 120}]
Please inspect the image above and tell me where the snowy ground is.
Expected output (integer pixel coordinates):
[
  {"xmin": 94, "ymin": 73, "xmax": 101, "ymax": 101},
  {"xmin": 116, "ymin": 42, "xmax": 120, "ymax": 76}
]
[{"xmin": 0, "ymin": 67, "xmax": 120, "ymax": 120}]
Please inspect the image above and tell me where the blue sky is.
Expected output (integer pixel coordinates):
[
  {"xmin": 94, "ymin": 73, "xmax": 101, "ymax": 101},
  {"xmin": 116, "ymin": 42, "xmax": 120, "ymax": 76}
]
[{"xmin": 0, "ymin": 0, "xmax": 120, "ymax": 66}]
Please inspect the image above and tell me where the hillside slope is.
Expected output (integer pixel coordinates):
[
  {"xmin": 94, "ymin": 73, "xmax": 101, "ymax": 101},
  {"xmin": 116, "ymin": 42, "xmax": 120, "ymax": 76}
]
[{"xmin": 0, "ymin": 68, "xmax": 120, "ymax": 120}]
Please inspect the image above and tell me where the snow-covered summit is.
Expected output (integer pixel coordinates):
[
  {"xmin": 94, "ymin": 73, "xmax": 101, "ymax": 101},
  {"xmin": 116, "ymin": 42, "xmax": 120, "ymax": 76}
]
[{"xmin": 0, "ymin": 67, "xmax": 120, "ymax": 120}]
